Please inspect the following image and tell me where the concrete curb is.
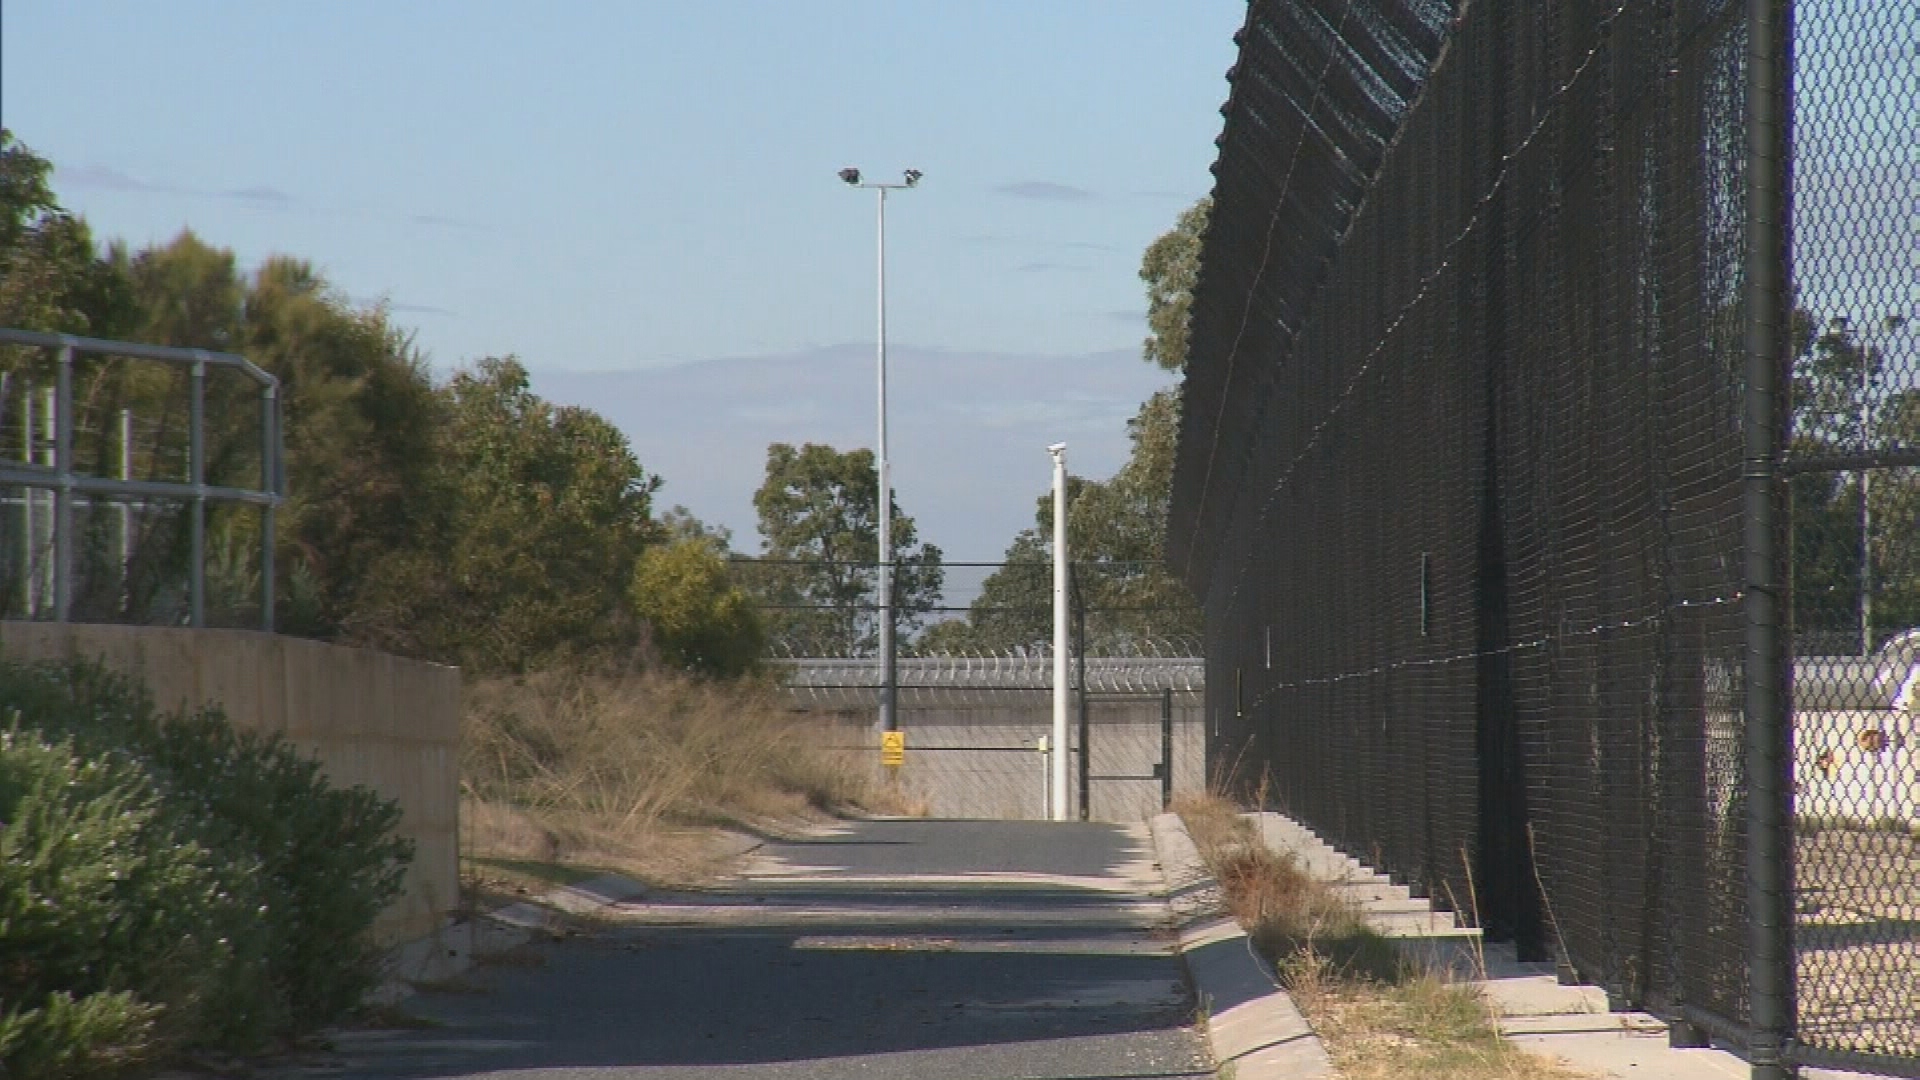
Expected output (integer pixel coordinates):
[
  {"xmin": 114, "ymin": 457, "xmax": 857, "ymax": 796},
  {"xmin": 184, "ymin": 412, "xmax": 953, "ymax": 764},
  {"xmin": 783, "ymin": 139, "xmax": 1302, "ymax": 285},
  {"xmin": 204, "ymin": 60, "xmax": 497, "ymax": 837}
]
[
  {"xmin": 375, "ymin": 873, "xmax": 648, "ymax": 1003},
  {"xmin": 1148, "ymin": 813, "xmax": 1334, "ymax": 1080}
]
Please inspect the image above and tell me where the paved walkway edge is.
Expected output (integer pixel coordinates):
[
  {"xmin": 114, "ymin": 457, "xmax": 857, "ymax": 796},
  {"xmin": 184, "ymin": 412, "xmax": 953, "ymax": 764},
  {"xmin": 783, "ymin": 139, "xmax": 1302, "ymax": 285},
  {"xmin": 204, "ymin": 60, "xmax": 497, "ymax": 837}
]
[
  {"xmin": 376, "ymin": 873, "xmax": 647, "ymax": 1003},
  {"xmin": 1149, "ymin": 812, "xmax": 1334, "ymax": 1080}
]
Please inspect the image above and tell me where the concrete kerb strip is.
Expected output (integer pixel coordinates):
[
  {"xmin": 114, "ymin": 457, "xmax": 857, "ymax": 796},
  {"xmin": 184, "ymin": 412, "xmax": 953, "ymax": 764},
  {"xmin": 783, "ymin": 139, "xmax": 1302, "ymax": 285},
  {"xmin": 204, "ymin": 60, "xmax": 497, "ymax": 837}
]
[
  {"xmin": 1147, "ymin": 812, "xmax": 1335, "ymax": 1080},
  {"xmin": 375, "ymin": 873, "xmax": 648, "ymax": 1004}
]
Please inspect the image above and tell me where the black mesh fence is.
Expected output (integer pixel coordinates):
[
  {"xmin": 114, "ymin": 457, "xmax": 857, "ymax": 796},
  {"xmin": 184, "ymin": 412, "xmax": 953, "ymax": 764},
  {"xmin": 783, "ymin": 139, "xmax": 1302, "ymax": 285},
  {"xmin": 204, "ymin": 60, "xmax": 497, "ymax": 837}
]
[{"xmin": 1171, "ymin": 0, "xmax": 1916, "ymax": 1072}]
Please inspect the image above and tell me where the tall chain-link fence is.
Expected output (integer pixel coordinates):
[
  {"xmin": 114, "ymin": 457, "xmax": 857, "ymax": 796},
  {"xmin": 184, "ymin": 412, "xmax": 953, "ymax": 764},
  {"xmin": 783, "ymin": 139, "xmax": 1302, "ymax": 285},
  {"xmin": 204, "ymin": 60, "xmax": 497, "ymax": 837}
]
[
  {"xmin": 1784, "ymin": 1, "xmax": 1919, "ymax": 1069},
  {"xmin": 1172, "ymin": 0, "xmax": 1916, "ymax": 1073},
  {"xmin": 735, "ymin": 559, "xmax": 1207, "ymax": 822}
]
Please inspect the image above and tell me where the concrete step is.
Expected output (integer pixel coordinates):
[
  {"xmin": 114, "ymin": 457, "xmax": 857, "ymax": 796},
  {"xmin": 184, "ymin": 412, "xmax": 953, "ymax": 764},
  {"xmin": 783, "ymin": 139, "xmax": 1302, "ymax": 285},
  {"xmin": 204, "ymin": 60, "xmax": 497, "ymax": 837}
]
[
  {"xmin": 1327, "ymin": 879, "xmax": 1417, "ymax": 907},
  {"xmin": 1480, "ymin": 972, "xmax": 1612, "ymax": 1018},
  {"xmin": 1370, "ymin": 911, "xmax": 1483, "ymax": 937}
]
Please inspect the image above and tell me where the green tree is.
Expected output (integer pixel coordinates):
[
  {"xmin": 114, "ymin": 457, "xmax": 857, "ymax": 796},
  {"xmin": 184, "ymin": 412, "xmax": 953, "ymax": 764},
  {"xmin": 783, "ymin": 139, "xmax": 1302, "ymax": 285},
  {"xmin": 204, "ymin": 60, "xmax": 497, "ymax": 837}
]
[
  {"xmin": 1790, "ymin": 309, "xmax": 1920, "ymax": 651},
  {"xmin": 750, "ymin": 442, "xmax": 943, "ymax": 656},
  {"xmin": 357, "ymin": 357, "xmax": 660, "ymax": 671},
  {"xmin": 926, "ymin": 201, "xmax": 1203, "ymax": 653},
  {"xmin": 631, "ymin": 537, "xmax": 765, "ymax": 677},
  {"xmin": 658, "ymin": 504, "xmax": 735, "ymax": 551},
  {"xmin": 928, "ymin": 392, "xmax": 1198, "ymax": 653},
  {"xmin": 68, "ymin": 232, "xmax": 442, "ymax": 635},
  {"xmin": 0, "ymin": 129, "xmax": 135, "ymax": 337},
  {"xmin": 241, "ymin": 257, "xmax": 444, "ymax": 637},
  {"xmin": 1139, "ymin": 196, "xmax": 1209, "ymax": 373}
]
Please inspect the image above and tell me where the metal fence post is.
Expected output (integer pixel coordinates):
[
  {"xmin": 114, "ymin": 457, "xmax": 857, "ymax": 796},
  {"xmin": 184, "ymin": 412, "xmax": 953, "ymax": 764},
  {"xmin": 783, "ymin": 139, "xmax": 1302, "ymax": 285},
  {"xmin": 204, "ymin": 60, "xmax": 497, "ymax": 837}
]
[
  {"xmin": 53, "ymin": 346, "xmax": 73, "ymax": 622},
  {"xmin": 189, "ymin": 356, "xmax": 206, "ymax": 628},
  {"xmin": 1077, "ymin": 591, "xmax": 1091, "ymax": 822},
  {"xmin": 1744, "ymin": 0, "xmax": 1795, "ymax": 1074},
  {"xmin": 21, "ymin": 379, "xmax": 35, "ymax": 617},
  {"xmin": 1162, "ymin": 687, "xmax": 1174, "ymax": 810},
  {"xmin": 261, "ymin": 384, "xmax": 277, "ymax": 632}
]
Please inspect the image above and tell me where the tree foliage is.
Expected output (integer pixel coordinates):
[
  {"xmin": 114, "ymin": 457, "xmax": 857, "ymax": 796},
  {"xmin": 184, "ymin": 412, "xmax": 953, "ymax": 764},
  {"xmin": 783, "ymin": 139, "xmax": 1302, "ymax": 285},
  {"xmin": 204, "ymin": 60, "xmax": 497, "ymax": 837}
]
[
  {"xmin": 631, "ymin": 537, "xmax": 764, "ymax": 677},
  {"xmin": 1139, "ymin": 196, "xmax": 1209, "ymax": 373},
  {"xmin": 0, "ymin": 130, "xmax": 134, "ymax": 338},
  {"xmin": 750, "ymin": 442, "xmax": 944, "ymax": 655},
  {"xmin": 354, "ymin": 357, "xmax": 660, "ymax": 671},
  {"xmin": 1790, "ymin": 308, "xmax": 1920, "ymax": 652},
  {"xmin": 925, "ymin": 202, "xmax": 1204, "ymax": 653},
  {"xmin": 0, "ymin": 131, "xmax": 782, "ymax": 678}
]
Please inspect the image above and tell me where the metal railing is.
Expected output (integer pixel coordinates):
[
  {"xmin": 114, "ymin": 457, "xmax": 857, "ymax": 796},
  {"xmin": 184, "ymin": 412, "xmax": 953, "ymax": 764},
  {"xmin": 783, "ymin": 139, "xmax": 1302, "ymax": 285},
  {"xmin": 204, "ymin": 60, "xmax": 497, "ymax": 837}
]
[{"xmin": 0, "ymin": 329, "xmax": 283, "ymax": 630}]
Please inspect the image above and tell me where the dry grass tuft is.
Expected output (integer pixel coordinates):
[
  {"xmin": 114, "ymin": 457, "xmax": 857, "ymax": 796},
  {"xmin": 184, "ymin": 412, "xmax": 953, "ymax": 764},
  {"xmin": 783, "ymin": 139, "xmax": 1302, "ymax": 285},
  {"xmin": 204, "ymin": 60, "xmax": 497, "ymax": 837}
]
[
  {"xmin": 460, "ymin": 669, "xmax": 897, "ymax": 885},
  {"xmin": 1177, "ymin": 792, "xmax": 1589, "ymax": 1080}
]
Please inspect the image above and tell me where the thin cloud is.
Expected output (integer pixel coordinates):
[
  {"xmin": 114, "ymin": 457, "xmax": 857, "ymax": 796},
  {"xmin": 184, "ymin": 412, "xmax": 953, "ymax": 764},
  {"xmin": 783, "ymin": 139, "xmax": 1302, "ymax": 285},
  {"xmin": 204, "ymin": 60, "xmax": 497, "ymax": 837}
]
[
  {"xmin": 411, "ymin": 212, "xmax": 484, "ymax": 230},
  {"xmin": 995, "ymin": 180, "xmax": 1095, "ymax": 202},
  {"xmin": 57, "ymin": 164, "xmax": 180, "ymax": 194},
  {"xmin": 353, "ymin": 295, "xmax": 457, "ymax": 317},
  {"xmin": 386, "ymin": 301, "xmax": 456, "ymax": 317},
  {"xmin": 222, "ymin": 185, "xmax": 294, "ymax": 205},
  {"xmin": 56, "ymin": 163, "xmax": 300, "ymax": 208}
]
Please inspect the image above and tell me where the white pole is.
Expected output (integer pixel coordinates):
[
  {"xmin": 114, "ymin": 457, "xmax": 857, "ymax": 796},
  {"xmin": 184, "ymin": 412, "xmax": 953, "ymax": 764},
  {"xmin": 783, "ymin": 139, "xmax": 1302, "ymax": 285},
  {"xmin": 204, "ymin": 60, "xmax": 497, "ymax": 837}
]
[
  {"xmin": 1037, "ymin": 735, "xmax": 1051, "ymax": 820},
  {"xmin": 1861, "ymin": 331, "xmax": 1874, "ymax": 658},
  {"xmin": 120, "ymin": 408, "xmax": 133, "ymax": 590},
  {"xmin": 1049, "ymin": 442, "xmax": 1069, "ymax": 821},
  {"xmin": 877, "ymin": 186, "xmax": 896, "ymax": 734},
  {"xmin": 21, "ymin": 384, "xmax": 34, "ymax": 617},
  {"xmin": 41, "ymin": 384, "xmax": 55, "ymax": 615}
]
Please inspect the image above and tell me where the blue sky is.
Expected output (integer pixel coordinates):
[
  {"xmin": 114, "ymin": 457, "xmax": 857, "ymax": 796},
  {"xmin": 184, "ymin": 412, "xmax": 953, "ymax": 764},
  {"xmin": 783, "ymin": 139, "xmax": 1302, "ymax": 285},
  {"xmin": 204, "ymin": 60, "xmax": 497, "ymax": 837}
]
[
  {"xmin": 1, "ymin": 2, "xmax": 1244, "ymax": 559},
  {"xmin": 1, "ymin": 2, "xmax": 1243, "ymax": 368}
]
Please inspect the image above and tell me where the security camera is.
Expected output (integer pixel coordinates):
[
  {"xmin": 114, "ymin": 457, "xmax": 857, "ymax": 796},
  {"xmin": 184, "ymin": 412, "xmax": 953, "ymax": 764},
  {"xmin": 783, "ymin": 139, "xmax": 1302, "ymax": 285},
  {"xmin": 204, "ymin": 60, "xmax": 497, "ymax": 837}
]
[
  {"xmin": 903, "ymin": 169, "xmax": 922, "ymax": 187},
  {"xmin": 839, "ymin": 167, "xmax": 861, "ymax": 185},
  {"xmin": 1048, "ymin": 442, "xmax": 1067, "ymax": 454}
]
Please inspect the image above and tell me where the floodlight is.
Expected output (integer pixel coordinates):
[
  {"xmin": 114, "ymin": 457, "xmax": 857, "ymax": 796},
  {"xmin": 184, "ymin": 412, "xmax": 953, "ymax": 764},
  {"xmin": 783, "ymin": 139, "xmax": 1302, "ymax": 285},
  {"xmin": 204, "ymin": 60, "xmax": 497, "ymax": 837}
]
[
  {"xmin": 903, "ymin": 169, "xmax": 922, "ymax": 187},
  {"xmin": 839, "ymin": 167, "xmax": 862, "ymax": 185}
]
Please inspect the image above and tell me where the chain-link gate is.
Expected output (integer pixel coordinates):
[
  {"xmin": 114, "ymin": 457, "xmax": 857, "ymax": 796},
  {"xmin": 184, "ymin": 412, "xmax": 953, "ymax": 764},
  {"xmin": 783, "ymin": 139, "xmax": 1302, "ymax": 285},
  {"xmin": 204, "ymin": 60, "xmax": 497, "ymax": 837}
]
[{"xmin": 1078, "ymin": 690, "xmax": 1179, "ymax": 823}]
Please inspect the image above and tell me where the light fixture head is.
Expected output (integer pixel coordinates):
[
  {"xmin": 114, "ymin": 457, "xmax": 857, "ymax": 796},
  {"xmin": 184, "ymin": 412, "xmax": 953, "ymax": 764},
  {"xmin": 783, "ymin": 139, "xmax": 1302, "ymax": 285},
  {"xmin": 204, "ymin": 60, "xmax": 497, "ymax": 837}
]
[
  {"xmin": 839, "ymin": 167, "xmax": 862, "ymax": 186},
  {"xmin": 1047, "ymin": 442, "xmax": 1067, "ymax": 456},
  {"xmin": 903, "ymin": 169, "xmax": 922, "ymax": 187}
]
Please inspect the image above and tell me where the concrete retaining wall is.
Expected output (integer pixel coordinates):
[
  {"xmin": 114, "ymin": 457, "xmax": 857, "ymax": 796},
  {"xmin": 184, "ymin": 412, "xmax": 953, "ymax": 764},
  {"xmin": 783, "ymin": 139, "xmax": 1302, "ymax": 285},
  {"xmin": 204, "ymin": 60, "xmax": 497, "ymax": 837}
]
[{"xmin": 0, "ymin": 622, "xmax": 459, "ymax": 944}]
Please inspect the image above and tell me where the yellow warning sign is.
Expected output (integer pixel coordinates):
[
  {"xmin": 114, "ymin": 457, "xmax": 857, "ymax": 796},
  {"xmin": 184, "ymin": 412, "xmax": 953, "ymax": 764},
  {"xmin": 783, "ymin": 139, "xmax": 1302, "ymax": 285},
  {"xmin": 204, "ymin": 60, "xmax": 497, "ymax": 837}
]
[{"xmin": 880, "ymin": 730, "xmax": 905, "ymax": 767}]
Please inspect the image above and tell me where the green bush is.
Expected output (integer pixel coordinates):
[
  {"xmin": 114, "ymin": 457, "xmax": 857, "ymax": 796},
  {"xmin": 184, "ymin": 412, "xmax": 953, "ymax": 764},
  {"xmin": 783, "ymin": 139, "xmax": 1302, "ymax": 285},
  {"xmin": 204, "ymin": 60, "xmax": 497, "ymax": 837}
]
[
  {"xmin": 0, "ymin": 657, "xmax": 413, "ymax": 1076},
  {"xmin": 0, "ymin": 725, "xmax": 234, "ymax": 1074}
]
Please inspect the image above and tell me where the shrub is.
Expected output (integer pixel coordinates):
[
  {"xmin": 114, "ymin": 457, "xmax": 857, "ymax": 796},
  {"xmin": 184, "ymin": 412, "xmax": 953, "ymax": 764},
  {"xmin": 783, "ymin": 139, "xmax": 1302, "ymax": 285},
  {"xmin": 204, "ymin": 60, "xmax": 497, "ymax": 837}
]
[
  {"xmin": 0, "ymin": 725, "xmax": 235, "ymax": 1074},
  {"xmin": 0, "ymin": 657, "xmax": 413, "ymax": 1075}
]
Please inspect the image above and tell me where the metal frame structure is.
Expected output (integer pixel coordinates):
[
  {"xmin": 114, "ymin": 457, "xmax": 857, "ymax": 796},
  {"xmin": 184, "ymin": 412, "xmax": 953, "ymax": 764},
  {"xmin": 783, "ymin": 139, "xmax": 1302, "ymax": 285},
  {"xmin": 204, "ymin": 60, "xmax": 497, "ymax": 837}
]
[{"xmin": 0, "ymin": 329, "xmax": 283, "ymax": 630}]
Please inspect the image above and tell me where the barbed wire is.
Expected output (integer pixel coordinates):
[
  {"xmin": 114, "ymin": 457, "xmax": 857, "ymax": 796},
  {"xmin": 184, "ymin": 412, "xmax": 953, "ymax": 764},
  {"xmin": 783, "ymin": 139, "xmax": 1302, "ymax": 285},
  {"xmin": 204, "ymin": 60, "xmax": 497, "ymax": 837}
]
[
  {"xmin": 1243, "ymin": 594, "xmax": 1740, "ymax": 705},
  {"xmin": 769, "ymin": 647, "xmax": 1205, "ymax": 696}
]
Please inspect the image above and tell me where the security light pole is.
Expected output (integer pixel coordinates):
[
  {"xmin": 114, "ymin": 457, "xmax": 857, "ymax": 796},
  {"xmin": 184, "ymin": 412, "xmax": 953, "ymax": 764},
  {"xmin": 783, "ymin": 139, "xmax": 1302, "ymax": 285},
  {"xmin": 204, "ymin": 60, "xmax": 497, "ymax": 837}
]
[{"xmin": 840, "ymin": 167, "xmax": 921, "ymax": 734}]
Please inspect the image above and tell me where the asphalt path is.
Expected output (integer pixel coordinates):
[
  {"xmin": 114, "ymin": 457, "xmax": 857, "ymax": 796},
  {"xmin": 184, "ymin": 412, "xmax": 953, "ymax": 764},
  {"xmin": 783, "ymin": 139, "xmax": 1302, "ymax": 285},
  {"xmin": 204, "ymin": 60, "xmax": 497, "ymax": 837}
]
[{"xmin": 276, "ymin": 820, "xmax": 1215, "ymax": 1079}]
